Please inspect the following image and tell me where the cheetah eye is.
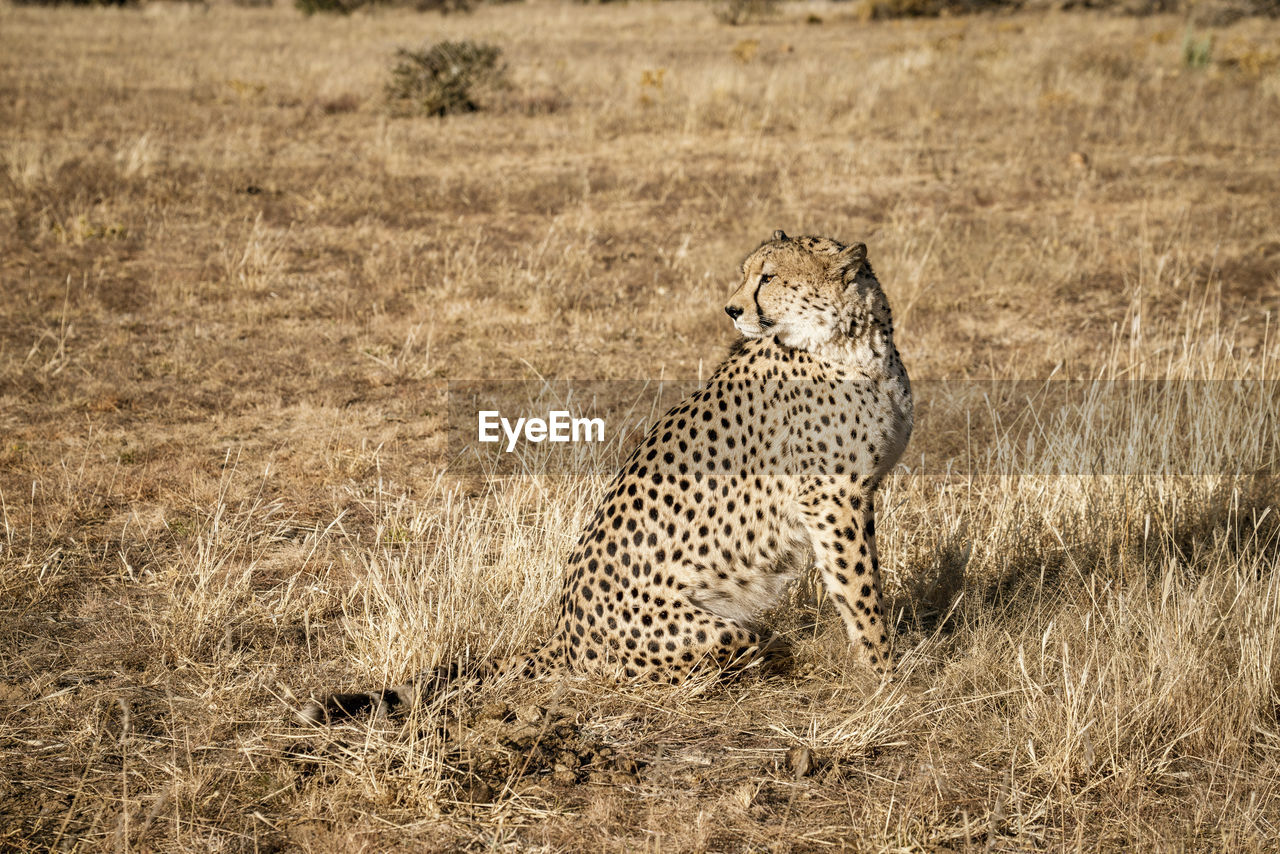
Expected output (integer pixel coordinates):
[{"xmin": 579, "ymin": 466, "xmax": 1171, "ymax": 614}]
[{"xmin": 759, "ymin": 273, "xmax": 775, "ymax": 284}]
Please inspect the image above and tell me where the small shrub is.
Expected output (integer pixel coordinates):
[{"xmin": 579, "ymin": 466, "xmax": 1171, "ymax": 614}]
[
  {"xmin": 1182, "ymin": 27, "xmax": 1215, "ymax": 69},
  {"xmin": 295, "ymin": 0, "xmax": 478, "ymax": 12},
  {"xmin": 386, "ymin": 41, "xmax": 507, "ymax": 117},
  {"xmin": 732, "ymin": 39, "xmax": 760, "ymax": 63},
  {"xmin": 10, "ymin": 0, "xmax": 136, "ymax": 6},
  {"xmin": 715, "ymin": 0, "xmax": 779, "ymax": 25},
  {"xmin": 296, "ymin": 0, "xmax": 363, "ymax": 14},
  {"xmin": 856, "ymin": 0, "xmax": 1014, "ymax": 17},
  {"xmin": 409, "ymin": 0, "xmax": 475, "ymax": 12}
]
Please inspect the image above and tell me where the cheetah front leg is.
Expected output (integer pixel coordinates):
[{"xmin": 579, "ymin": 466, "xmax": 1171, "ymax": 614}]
[{"xmin": 798, "ymin": 481, "xmax": 890, "ymax": 673}]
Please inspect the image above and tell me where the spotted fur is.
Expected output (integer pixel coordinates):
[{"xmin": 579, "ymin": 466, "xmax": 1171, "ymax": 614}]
[{"xmin": 302, "ymin": 231, "xmax": 912, "ymax": 722}]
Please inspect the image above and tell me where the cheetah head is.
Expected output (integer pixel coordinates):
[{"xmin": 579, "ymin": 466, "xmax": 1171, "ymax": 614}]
[{"xmin": 724, "ymin": 231, "xmax": 893, "ymax": 352}]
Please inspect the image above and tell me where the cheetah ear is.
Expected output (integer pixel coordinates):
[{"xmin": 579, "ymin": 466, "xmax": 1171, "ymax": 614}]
[
  {"xmin": 772, "ymin": 229, "xmax": 788, "ymax": 242},
  {"xmin": 836, "ymin": 243, "xmax": 867, "ymax": 278}
]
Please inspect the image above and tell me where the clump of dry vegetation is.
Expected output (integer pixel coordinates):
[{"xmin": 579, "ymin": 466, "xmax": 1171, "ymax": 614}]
[
  {"xmin": 386, "ymin": 40, "xmax": 508, "ymax": 116},
  {"xmin": 770, "ymin": 0, "xmax": 1280, "ymax": 22},
  {"xmin": 2, "ymin": 1, "xmax": 1279, "ymax": 850},
  {"xmin": 715, "ymin": 0, "xmax": 780, "ymax": 26},
  {"xmin": 296, "ymin": 0, "xmax": 475, "ymax": 17}
]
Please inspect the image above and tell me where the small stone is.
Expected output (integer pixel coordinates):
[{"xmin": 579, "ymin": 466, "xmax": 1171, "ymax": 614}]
[
  {"xmin": 516, "ymin": 703, "xmax": 546, "ymax": 724},
  {"xmin": 464, "ymin": 779, "xmax": 493, "ymax": 804},
  {"xmin": 504, "ymin": 723, "xmax": 541, "ymax": 749},
  {"xmin": 0, "ymin": 683, "xmax": 28, "ymax": 704},
  {"xmin": 786, "ymin": 746, "xmax": 813, "ymax": 779},
  {"xmin": 479, "ymin": 701, "xmax": 512, "ymax": 721}
]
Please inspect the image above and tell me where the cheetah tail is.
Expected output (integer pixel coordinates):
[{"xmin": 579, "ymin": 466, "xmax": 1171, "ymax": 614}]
[
  {"xmin": 297, "ymin": 642, "xmax": 565, "ymax": 725},
  {"xmin": 297, "ymin": 661, "xmax": 471, "ymax": 725}
]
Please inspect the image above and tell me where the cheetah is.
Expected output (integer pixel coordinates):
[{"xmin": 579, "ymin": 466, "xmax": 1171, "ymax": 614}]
[{"xmin": 302, "ymin": 231, "xmax": 912, "ymax": 722}]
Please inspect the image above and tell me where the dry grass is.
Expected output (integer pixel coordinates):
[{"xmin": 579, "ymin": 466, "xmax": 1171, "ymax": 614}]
[{"xmin": 2, "ymin": 1, "xmax": 1280, "ymax": 850}]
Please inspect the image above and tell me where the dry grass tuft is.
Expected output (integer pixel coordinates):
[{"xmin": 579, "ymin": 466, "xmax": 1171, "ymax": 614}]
[{"xmin": 2, "ymin": 1, "xmax": 1279, "ymax": 850}]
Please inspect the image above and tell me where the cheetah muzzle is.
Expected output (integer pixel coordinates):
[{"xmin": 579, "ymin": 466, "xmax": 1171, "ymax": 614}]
[{"xmin": 301, "ymin": 231, "xmax": 912, "ymax": 724}]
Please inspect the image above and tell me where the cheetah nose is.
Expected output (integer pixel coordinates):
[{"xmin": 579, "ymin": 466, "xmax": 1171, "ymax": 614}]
[{"xmin": 725, "ymin": 305, "xmax": 744, "ymax": 321}]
